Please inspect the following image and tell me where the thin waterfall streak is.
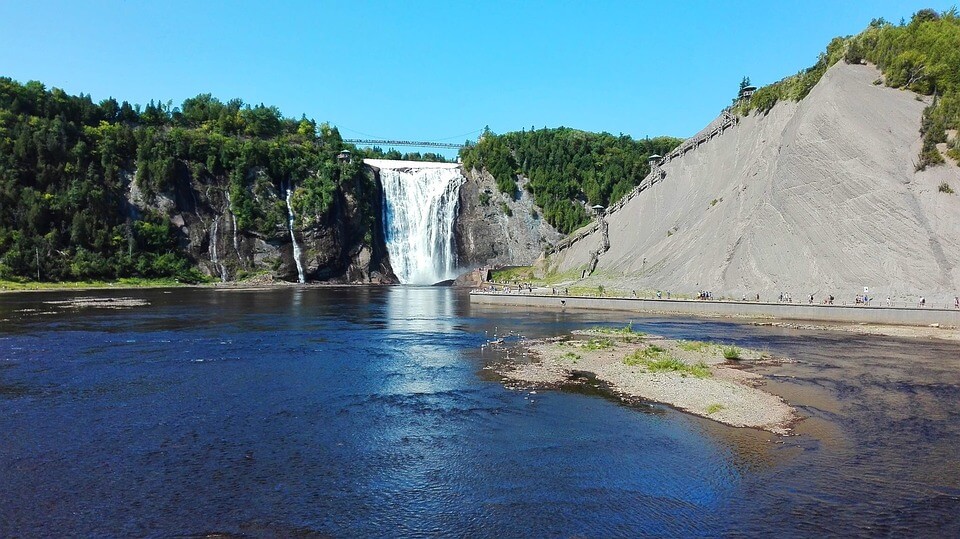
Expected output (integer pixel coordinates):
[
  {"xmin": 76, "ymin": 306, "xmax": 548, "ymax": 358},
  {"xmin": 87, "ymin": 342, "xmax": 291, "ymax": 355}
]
[
  {"xmin": 285, "ymin": 182, "xmax": 306, "ymax": 284},
  {"xmin": 226, "ymin": 191, "xmax": 241, "ymax": 260},
  {"xmin": 209, "ymin": 216, "xmax": 227, "ymax": 282},
  {"xmin": 209, "ymin": 217, "xmax": 219, "ymax": 280}
]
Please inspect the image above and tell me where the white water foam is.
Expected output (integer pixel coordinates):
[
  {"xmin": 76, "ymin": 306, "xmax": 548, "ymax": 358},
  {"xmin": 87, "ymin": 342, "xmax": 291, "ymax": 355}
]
[
  {"xmin": 285, "ymin": 183, "xmax": 306, "ymax": 284},
  {"xmin": 225, "ymin": 191, "xmax": 241, "ymax": 260},
  {"xmin": 371, "ymin": 160, "xmax": 464, "ymax": 285},
  {"xmin": 209, "ymin": 216, "xmax": 228, "ymax": 282}
]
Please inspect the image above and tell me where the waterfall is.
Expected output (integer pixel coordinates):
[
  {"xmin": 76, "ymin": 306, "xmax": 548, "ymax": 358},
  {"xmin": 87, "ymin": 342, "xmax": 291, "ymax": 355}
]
[
  {"xmin": 370, "ymin": 159, "xmax": 464, "ymax": 285},
  {"xmin": 209, "ymin": 216, "xmax": 228, "ymax": 282},
  {"xmin": 225, "ymin": 191, "xmax": 241, "ymax": 260},
  {"xmin": 285, "ymin": 182, "xmax": 306, "ymax": 284}
]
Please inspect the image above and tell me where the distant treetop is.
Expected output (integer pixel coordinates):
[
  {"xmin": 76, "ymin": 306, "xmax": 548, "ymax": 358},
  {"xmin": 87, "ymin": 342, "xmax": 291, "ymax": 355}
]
[{"xmin": 459, "ymin": 127, "xmax": 682, "ymax": 233}]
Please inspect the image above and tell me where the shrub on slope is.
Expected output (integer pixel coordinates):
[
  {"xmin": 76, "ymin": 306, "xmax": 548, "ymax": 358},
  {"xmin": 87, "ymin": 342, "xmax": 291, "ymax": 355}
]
[{"xmin": 738, "ymin": 8, "xmax": 960, "ymax": 169}]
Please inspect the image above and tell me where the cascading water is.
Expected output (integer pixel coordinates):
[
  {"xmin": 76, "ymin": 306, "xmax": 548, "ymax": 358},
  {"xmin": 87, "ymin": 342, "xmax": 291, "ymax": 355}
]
[
  {"xmin": 370, "ymin": 159, "xmax": 464, "ymax": 285},
  {"xmin": 285, "ymin": 182, "xmax": 306, "ymax": 284},
  {"xmin": 225, "ymin": 191, "xmax": 241, "ymax": 260},
  {"xmin": 209, "ymin": 216, "xmax": 228, "ymax": 282}
]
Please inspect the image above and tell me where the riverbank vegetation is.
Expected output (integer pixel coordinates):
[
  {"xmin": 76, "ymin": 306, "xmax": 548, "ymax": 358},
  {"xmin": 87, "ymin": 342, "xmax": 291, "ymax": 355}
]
[
  {"xmin": 460, "ymin": 128, "xmax": 682, "ymax": 233},
  {"xmin": 678, "ymin": 340, "xmax": 713, "ymax": 353},
  {"xmin": 588, "ymin": 323, "xmax": 646, "ymax": 339},
  {"xmin": 0, "ymin": 276, "xmax": 190, "ymax": 291},
  {"xmin": 722, "ymin": 346, "xmax": 742, "ymax": 360},
  {"xmin": 737, "ymin": 8, "xmax": 960, "ymax": 169}
]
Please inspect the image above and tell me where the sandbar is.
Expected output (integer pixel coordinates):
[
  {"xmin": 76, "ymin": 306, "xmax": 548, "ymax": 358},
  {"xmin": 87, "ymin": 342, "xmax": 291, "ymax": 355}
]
[{"xmin": 495, "ymin": 328, "xmax": 797, "ymax": 434}]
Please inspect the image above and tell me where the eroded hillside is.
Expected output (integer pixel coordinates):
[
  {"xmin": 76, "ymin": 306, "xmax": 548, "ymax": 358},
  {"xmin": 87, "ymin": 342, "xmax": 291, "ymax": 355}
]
[{"xmin": 548, "ymin": 63, "xmax": 960, "ymax": 303}]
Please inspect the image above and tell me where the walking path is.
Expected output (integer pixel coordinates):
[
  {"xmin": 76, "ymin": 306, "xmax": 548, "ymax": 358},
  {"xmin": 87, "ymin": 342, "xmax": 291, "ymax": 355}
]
[{"xmin": 470, "ymin": 290, "xmax": 960, "ymax": 328}]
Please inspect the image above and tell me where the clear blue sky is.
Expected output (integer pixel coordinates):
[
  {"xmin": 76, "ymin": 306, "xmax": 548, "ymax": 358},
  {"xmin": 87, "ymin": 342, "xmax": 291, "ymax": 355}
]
[{"xmin": 1, "ymin": 1, "xmax": 954, "ymax": 156}]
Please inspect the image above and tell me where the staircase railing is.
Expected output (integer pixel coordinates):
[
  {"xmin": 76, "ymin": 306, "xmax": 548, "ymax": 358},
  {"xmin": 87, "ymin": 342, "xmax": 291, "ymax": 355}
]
[{"xmin": 544, "ymin": 109, "xmax": 740, "ymax": 257}]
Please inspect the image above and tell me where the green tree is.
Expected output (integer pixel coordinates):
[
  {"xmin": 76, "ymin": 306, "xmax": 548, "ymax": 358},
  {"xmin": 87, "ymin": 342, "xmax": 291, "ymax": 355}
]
[{"xmin": 460, "ymin": 127, "xmax": 682, "ymax": 233}]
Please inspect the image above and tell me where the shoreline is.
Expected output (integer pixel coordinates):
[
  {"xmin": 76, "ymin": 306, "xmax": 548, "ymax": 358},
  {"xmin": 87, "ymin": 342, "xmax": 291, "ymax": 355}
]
[
  {"xmin": 9, "ymin": 281, "xmax": 958, "ymax": 340},
  {"xmin": 494, "ymin": 328, "xmax": 797, "ymax": 434},
  {"xmin": 751, "ymin": 320, "xmax": 960, "ymax": 342},
  {"xmin": 471, "ymin": 291, "xmax": 960, "ymax": 340},
  {"xmin": 0, "ymin": 280, "xmax": 397, "ymax": 295}
]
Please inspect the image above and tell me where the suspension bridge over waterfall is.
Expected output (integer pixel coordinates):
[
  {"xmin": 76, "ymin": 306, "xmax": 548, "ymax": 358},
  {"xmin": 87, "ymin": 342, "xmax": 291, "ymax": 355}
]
[{"xmin": 344, "ymin": 139, "xmax": 466, "ymax": 149}]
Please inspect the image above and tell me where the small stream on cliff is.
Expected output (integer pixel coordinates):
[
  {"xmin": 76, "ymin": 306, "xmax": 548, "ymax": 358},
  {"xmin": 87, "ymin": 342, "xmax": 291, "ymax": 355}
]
[
  {"xmin": 284, "ymin": 181, "xmax": 306, "ymax": 284},
  {"xmin": 1, "ymin": 287, "xmax": 958, "ymax": 536}
]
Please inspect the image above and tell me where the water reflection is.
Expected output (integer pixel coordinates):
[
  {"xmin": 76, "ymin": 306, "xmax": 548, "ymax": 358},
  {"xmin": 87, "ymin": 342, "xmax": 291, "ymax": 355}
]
[
  {"xmin": 379, "ymin": 286, "xmax": 461, "ymax": 398},
  {"xmin": 1, "ymin": 288, "xmax": 959, "ymax": 536},
  {"xmin": 386, "ymin": 286, "xmax": 456, "ymax": 334}
]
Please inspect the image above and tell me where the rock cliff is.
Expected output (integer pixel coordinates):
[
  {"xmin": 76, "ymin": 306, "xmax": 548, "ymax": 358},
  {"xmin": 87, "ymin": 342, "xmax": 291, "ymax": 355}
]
[
  {"xmin": 126, "ymin": 165, "xmax": 397, "ymax": 284},
  {"xmin": 455, "ymin": 167, "xmax": 563, "ymax": 269},
  {"xmin": 126, "ymin": 157, "xmax": 561, "ymax": 284}
]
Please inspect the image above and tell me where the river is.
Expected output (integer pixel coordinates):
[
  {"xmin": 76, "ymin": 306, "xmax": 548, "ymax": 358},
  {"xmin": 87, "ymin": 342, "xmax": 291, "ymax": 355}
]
[{"xmin": 1, "ymin": 287, "xmax": 958, "ymax": 537}]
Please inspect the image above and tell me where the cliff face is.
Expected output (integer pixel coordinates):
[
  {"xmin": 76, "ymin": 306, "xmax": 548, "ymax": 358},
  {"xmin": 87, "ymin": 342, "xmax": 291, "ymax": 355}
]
[
  {"xmin": 124, "ymin": 157, "xmax": 563, "ymax": 284},
  {"xmin": 550, "ymin": 63, "xmax": 960, "ymax": 303},
  {"xmin": 126, "ymin": 166, "xmax": 397, "ymax": 284},
  {"xmin": 455, "ymin": 167, "xmax": 563, "ymax": 268}
]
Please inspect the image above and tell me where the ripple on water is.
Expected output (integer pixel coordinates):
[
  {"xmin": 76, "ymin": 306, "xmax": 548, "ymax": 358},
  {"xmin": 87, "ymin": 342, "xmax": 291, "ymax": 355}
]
[{"xmin": 1, "ymin": 288, "xmax": 959, "ymax": 537}]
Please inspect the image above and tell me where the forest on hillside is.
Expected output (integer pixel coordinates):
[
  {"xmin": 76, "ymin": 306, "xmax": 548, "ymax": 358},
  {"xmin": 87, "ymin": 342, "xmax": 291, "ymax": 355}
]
[
  {"xmin": 459, "ymin": 128, "xmax": 682, "ymax": 234},
  {"xmin": 0, "ymin": 81, "xmax": 384, "ymax": 282},
  {"xmin": 739, "ymin": 7, "xmax": 960, "ymax": 169},
  {"xmin": 362, "ymin": 147, "xmax": 451, "ymax": 162}
]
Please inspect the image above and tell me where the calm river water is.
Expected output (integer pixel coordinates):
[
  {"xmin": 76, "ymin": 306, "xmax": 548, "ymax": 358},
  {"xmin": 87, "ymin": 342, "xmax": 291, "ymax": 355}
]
[{"xmin": 1, "ymin": 287, "xmax": 958, "ymax": 537}]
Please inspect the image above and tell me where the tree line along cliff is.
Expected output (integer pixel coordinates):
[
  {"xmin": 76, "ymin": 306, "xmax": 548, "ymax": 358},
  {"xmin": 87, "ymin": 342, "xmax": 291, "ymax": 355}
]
[
  {"xmin": 0, "ymin": 78, "xmax": 685, "ymax": 283},
  {"xmin": 0, "ymin": 83, "xmax": 398, "ymax": 283},
  {"xmin": 460, "ymin": 128, "xmax": 682, "ymax": 234}
]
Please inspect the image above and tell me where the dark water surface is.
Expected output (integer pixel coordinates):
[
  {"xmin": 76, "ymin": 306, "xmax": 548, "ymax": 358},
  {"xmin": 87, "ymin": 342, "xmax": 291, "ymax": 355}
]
[{"xmin": 1, "ymin": 287, "xmax": 958, "ymax": 537}]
